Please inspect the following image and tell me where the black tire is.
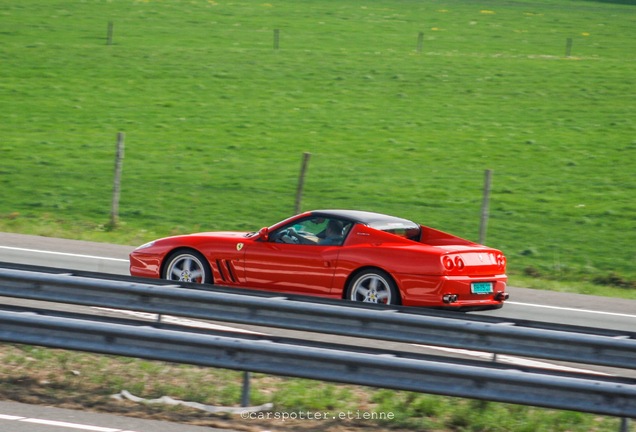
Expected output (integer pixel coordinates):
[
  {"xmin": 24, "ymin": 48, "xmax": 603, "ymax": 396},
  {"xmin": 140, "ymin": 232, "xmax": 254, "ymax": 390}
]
[
  {"xmin": 162, "ymin": 249, "xmax": 212, "ymax": 284},
  {"xmin": 346, "ymin": 269, "xmax": 400, "ymax": 305}
]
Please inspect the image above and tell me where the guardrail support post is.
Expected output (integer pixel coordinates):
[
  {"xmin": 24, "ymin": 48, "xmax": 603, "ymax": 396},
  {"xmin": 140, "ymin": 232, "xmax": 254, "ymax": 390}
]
[
  {"xmin": 241, "ymin": 371, "xmax": 251, "ymax": 407},
  {"xmin": 620, "ymin": 418, "xmax": 629, "ymax": 432}
]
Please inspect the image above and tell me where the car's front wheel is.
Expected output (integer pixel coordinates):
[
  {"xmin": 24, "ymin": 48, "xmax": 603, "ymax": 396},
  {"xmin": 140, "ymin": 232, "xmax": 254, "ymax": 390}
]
[
  {"xmin": 346, "ymin": 269, "xmax": 400, "ymax": 305},
  {"xmin": 162, "ymin": 250, "xmax": 212, "ymax": 284}
]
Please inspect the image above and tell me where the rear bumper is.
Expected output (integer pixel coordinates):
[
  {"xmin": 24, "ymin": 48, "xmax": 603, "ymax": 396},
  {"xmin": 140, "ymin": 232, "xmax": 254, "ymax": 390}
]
[{"xmin": 397, "ymin": 273, "xmax": 509, "ymax": 309}]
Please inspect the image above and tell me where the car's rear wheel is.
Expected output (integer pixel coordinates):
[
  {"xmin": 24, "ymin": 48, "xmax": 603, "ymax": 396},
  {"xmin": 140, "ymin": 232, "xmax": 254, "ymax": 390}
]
[
  {"xmin": 163, "ymin": 250, "xmax": 212, "ymax": 284},
  {"xmin": 346, "ymin": 269, "xmax": 400, "ymax": 305}
]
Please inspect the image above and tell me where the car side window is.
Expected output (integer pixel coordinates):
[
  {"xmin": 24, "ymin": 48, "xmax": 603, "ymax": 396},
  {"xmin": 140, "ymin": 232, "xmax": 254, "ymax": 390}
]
[{"xmin": 270, "ymin": 217, "xmax": 352, "ymax": 246}]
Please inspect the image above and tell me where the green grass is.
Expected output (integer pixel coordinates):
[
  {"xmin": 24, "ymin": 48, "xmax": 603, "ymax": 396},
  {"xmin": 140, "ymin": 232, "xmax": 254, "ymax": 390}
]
[{"xmin": 1, "ymin": 1, "xmax": 635, "ymax": 288}]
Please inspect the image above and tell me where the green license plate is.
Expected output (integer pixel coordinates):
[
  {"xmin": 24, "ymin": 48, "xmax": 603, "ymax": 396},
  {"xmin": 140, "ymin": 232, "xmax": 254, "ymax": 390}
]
[{"xmin": 471, "ymin": 282, "xmax": 493, "ymax": 294}]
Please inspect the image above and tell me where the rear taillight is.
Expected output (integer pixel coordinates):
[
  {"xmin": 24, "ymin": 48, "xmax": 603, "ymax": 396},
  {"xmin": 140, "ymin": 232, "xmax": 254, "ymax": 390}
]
[
  {"xmin": 496, "ymin": 253, "xmax": 506, "ymax": 270},
  {"xmin": 443, "ymin": 256, "xmax": 464, "ymax": 272},
  {"xmin": 455, "ymin": 256, "xmax": 465, "ymax": 270},
  {"xmin": 442, "ymin": 256, "xmax": 454, "ymax": 270}
]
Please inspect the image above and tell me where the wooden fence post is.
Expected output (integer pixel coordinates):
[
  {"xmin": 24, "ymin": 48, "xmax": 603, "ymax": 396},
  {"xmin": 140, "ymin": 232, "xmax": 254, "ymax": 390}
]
[
  {"xmin": 565, "ymin": 37, "xmax": 573, "ymax": 57},
  {"xmin": 479, "ymin": 169, "xmax": 492, "ymax": 245},
  {"xmin": 295, "ymin": 152, "xmax": 311, "ymax": 214},
  {"xmin": 109, "ymin": 132, "xmax": 125, "ymax": 229},
  {"xmin": 107, "ymin": 21, "xmax": 114, "ymax": 45}
]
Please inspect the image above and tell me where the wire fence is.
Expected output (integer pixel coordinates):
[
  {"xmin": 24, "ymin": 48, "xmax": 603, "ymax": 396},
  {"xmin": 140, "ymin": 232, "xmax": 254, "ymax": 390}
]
[{"xmin": 2, "ymin": 139, "xmax": 635, "ymax": 284}]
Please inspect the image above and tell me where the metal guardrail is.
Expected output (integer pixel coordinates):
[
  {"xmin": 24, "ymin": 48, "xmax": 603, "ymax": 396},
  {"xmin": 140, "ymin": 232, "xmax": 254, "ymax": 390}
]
[
  {"xmin": 0, "ymin": 265, "xmax": 635, "ymax": 419},
  {"xmin": 0, "ymin": 309, "xmax": 635, "ymax": 418},
  {"xmin": 0, "ymin": 266, "xmax": 634, "ymax": 370}
]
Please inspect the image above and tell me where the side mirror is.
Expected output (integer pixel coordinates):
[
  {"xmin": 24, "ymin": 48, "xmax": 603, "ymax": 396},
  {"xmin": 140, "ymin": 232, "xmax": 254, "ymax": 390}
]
[{"xmin": 258, "ymin": 227, "xmax": 269, "ymax": 241}]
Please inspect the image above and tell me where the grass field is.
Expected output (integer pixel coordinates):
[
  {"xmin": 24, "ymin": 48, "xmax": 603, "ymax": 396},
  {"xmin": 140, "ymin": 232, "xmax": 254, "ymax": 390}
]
[{"xmin": 1, "ymin": 1, "xmax": 635, "ymax": 288}]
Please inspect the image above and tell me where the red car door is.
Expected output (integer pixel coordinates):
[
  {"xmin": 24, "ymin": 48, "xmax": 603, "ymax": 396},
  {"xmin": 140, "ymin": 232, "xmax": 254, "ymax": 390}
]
[{"xmin": 241, "ymin": 241, "xmax": 340, "ymax": 297}]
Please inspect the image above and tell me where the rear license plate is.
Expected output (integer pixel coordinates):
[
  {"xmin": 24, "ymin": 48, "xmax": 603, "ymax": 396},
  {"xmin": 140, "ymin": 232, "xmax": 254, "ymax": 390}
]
[{"xmin": 471, "ymin": 282, "xmax": 493, "ymax": 295}]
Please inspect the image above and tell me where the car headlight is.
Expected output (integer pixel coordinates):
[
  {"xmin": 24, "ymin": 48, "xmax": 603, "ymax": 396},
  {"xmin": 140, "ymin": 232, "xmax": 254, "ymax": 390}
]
[{"xmin": 135, "ymin": 241, "xmax": 156, "ymax": 251}]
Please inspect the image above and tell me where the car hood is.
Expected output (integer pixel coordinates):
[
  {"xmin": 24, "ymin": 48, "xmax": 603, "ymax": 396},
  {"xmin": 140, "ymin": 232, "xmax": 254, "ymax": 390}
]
[
  {"xmin": 149, "ymin": 231, "xmax": 254, "ymax": 247},
  {"xmin": 189, "ymin": 231, "xmax": 252, "ymax": 238}
]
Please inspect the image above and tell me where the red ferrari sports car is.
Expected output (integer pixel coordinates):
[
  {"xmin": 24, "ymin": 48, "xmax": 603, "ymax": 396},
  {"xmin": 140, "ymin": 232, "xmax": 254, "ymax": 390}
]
[{"xmin": 129, "ymin": 210, "xmax": 508, "ymax": 310}]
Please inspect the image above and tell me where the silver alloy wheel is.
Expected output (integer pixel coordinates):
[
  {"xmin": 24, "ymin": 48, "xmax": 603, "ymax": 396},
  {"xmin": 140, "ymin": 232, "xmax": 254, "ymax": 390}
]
[
  {"xmin": 349, "ymin": 272, "xmax": 393, "ymax": 304},
  {"xmin": 165, "ymin": 253, "xmax": 207, "ymax": 283}
]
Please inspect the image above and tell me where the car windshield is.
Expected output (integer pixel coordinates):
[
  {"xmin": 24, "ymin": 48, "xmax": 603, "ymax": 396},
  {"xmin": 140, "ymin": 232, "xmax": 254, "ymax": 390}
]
[{"xmin": 269, "ymin": 216, "xmax": 354, "ymax": 246}]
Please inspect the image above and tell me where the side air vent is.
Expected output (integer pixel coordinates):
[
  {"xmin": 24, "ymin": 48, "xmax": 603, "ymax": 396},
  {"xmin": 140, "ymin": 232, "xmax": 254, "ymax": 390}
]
[{"xmin": 215, "ymin": 259, "xmax": 237, "ymax": 283}]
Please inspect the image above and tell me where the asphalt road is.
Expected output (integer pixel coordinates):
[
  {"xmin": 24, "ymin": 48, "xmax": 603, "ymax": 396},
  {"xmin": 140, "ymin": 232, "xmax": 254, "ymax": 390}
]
[{"xmin": 0, "ymin": 400, "xmax": 231, "ymax": 432}]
